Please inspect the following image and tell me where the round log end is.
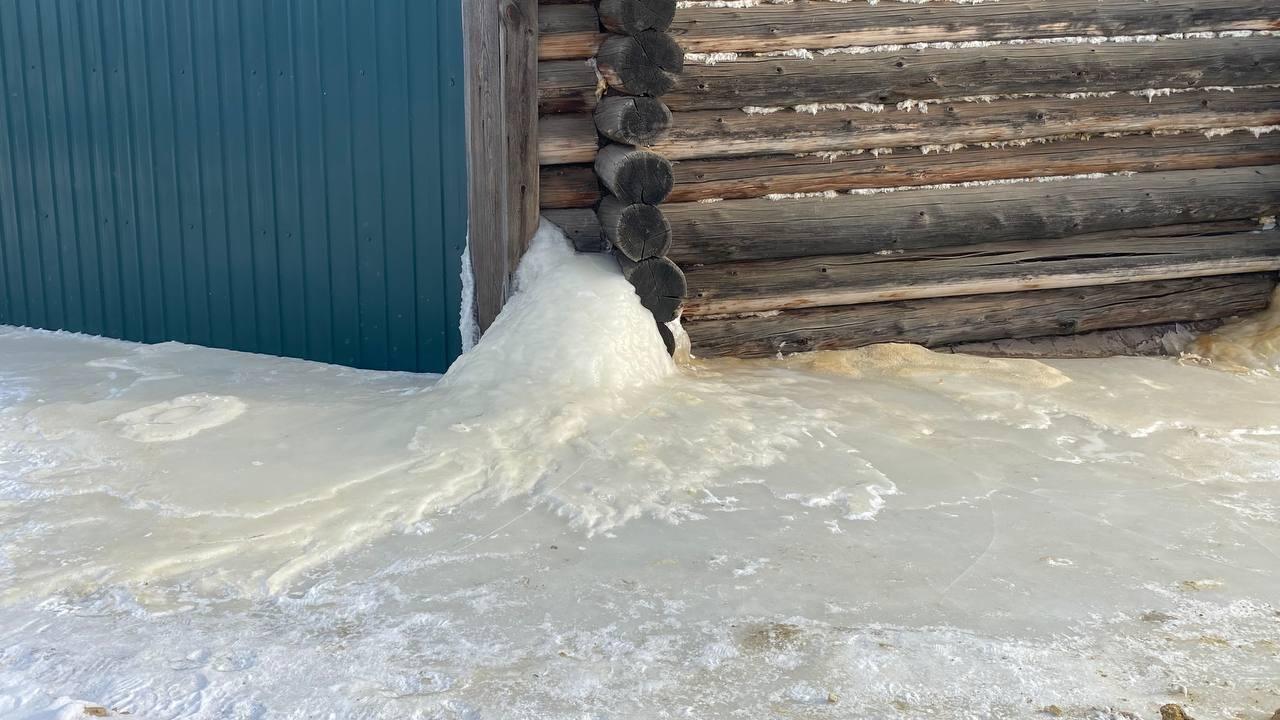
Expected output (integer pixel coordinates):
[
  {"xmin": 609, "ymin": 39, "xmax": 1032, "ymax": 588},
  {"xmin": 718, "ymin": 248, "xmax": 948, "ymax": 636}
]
[
  {"xmin": 599, "ymin": 196, "xmax": 673, "ymax": 261},
  {"xmin": 599, "ymin": 0, "xmax": 677, "ymax": 35},
  {"xmin": 597, "ymin": 32, "xmax": 684, "ymax": 98},
  {"xmin": 594, "ymin": 96, "xmax": 674, "ymax": 146},
  {"xmin": 619, "ymin": 255, "xmax": 687, "ymax": 323},
  {"xmin": 595, "ymin": 144, "xmax": 675, "ymax": 205}
]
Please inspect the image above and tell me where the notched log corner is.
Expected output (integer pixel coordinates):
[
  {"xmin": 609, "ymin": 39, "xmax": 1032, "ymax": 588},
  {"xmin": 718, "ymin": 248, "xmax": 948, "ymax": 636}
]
[{"xmin": 597, "ymin": 31, "xmax": 685, "ymax": 97}]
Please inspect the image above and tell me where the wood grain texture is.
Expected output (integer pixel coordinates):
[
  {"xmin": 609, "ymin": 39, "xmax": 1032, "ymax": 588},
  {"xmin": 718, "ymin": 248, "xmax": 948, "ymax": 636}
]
[
  {"xmin": 600, "ymin": 0, "xmax": 677, "ymax": 35},
  {"xmin": 542, "ymin": 35, "xmax": 1280, "ymax": 113},
  {"xmin": 940, "ymin": 321, "xmax": 1223, "ymax": 359},
  {"xmin": 684, "ymin": 273, "xmax": 1279, "ymax": 358},
  {"xmin": 466, "ymin": 0, "xmax": 540, "ymax": 332},
  {"xmin": 538, "ymin": 4, "xmax": 604, "ymax": 60},
  {"xmin": 539, "ymin": 0, "xmax": 1279, "ymax": 58},
  {"xmin": 596, "ymin": 31, "xmax": 685, "ymax": 97},
  {"xmin": 618, "ymin": 254, "xmax": 687, "ymax": 322},
  {"xmin": 594, "ymin": 96, "xmax": 674, "ymax": 146},
  {"xmin": 682, "ymin": 223, "xmax": 1280, "ymax": 315},
  {"xmin": 595, "ymin": 144, "xmax": 675, "ymax": 204},
  {"xmin": 663, "ymin": 166, "xmax": 1280, "ymax": 264},
  {"xmin": 505, "ymin": 0, "xmax": 541, "ymax": 294},
  {"xmin": 537, "ymin": 88, "xmax": 1280, "ymax": 165},
  {"xmin": 539, "ymin": 59, "xmax": 601, "ymax": 115},
  {"xmin": 672, "ymin": 0, "xmax": 1280, "ymax": 53},
  {"xmin": 668, "ymin": 35, "xmax": 1280, "ymax": 112},
  {"xmin": 599, "ymin": 196, "xmax": 673, "ymax": 261},
  {"xmin": 540, "ymin": 131, "xmax": 1280, "ymax": 209}
]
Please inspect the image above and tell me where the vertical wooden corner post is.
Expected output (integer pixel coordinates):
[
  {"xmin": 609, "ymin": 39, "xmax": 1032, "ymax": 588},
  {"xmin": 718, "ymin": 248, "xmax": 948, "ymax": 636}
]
[{"xmin": 463, "ymin": 0, "xmax": 540, "ymax": 333}]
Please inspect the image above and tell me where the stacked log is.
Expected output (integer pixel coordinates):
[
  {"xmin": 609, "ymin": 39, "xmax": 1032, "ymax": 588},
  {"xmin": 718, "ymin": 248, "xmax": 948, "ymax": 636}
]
[
  {"xmin": 540, "ymin": 0, "xmax": 1278, "ymax": 59},
  {"xmin": 686, "ymin": 273, "xmax": 1279, "ymax": 359},
  {"xmin": 545, "ymin": 0, "xmax": 687, "ymax": 348},
  {"xmin": 536, "ymin": 0, "xmax": 1280, "ymax": 359},
  {"xmin": 542, "ymin": 35, "xmax": 1280, "ymax": 114},
  {"xmin": 541, "ymin": 132, "xmax": 1280, "ymax": 209}
]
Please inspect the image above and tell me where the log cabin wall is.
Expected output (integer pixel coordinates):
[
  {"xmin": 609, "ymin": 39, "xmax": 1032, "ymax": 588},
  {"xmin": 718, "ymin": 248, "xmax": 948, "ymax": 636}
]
[{"xmin": 536, "ymin": 0, "xmax": 1280, "ymax": 358}]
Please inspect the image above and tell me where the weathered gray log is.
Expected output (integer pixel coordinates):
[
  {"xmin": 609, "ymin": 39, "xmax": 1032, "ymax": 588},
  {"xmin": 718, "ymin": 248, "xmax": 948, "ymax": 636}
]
[
  {"xmin": 600, "ymin": 0, "xmax": 677, "ymax": 35},
  {"xmin": 540, "ymin": 0, "xmax": 1279, "ymax": 58},
  {"xmin": 542, "ymin": 35, "xmax": 1280, "ymax": 113},
  {"xmin": 684, "ymin": 273, "xmax": 1279, "ymax": 358},
  {"xmin": 465, "ymin": 0, "xmax": 539, "ymax": 332},
  {"xmin": 538, "ymin": 60, "xmax": 601, "ymax": 115},
  {"xmin": 941, "ymin": 321, "xmax": 1223, "ymax": 359},
  {"xmin": 682, "ymin": 222, "xmax": 1280, "ymax": 316},
  {"xmin": 599, "ymin": 196, "xmax": 673, "ymax": 261},
  {"xmin": 537, "ymin": 88, "xmax": 1280, "ymax": 165},
  {"xmin": 618, "ymin": 254, "xmax": 688, "ymax": 322},
  {"xmin": 540, "ymin": 162, "xmax": 599, "ymax": 210},
  {"xmin": 543, "ymin": 208, "xmax": 606, "ymax": 253},
  {"xmin": 593, "ymin": 96, "xmax": 674, "ymax": 146},
  {"xmin": 540, "ymin": 130, "xmax": 1280, "ymax": 209},
  {"xmin": 595, "ymin": 144, "xmax": 674, "ymax": 204},
  {"xmin": 595, "ymin": 31, "xmax": 684, "ymax": 97},
  {"xmin": 539, "ymin": 3, "xmax": 605, "ymax": 60},
  {"xmin": 538, "ymin": 114, "xmax": 600, "ymax": 166},
  {"xmin": 663, "ymin": 166, "xmax": 1280, "ymax": 264}
]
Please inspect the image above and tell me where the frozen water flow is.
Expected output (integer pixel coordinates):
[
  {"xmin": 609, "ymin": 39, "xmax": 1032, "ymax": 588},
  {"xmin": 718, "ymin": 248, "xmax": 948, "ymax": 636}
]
[
  {"xmin": 1, "ymin": 222, "xmax": 1278, "ymax": 719},
  {"xmin": 1189, "ymin": 287, "xmax": 1280, "ymax": 375}
]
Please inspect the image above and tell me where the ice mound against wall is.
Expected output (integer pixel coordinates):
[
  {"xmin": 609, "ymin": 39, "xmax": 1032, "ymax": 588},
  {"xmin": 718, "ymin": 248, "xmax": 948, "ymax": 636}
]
[
  {"xmin": 443, "ymin": 219, "xmax": 675, "ymax": 394},
  {"xmin": 264, "ymin": 221, "xmax": 682, "ymax": 588}
]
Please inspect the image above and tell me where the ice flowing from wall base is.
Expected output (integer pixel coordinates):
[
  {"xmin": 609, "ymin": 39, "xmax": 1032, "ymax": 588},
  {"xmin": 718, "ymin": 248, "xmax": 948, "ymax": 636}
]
[{"xmin": 1189, "ymin": 287, "xmax": 1280, "ymax": 376}]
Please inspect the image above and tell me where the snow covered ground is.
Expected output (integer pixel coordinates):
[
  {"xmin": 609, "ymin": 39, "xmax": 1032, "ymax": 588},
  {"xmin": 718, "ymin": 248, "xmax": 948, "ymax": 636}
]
[{"xmin": 2, "ymin": 224, "xmax": 1279, "ymax": 719}]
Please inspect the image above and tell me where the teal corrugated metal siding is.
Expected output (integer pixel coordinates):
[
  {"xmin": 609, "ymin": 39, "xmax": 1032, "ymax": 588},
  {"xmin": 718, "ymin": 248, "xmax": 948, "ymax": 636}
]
[{"xmin": 0, "ymin": 0, "xmax": 466, "ymax": 372}]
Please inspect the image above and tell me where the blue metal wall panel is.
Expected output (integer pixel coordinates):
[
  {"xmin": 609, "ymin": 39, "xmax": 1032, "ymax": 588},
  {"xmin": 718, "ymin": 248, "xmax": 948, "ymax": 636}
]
[{"xmin": 0, "ymin": 0, "xmax": 467, "ymax": 372}]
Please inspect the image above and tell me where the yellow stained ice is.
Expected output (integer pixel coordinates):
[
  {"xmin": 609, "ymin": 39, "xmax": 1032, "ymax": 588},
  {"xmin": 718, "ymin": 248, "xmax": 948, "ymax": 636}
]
[{"xmin": 1187, "ymin": 288, "xmax": 1280, "ymax": 376}]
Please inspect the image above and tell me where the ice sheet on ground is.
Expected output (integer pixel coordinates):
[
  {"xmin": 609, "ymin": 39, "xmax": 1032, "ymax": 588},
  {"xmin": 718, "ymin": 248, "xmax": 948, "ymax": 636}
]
[{"xmin": 1, "ymin": 221, "xmax": 1278, "ymax": 719}]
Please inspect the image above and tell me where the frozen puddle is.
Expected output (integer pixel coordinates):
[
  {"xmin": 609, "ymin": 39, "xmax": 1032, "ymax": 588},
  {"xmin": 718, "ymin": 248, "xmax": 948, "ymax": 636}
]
[{"xmin": 1, "ymin": 223, "xmax": 1279, "ymax": 719}]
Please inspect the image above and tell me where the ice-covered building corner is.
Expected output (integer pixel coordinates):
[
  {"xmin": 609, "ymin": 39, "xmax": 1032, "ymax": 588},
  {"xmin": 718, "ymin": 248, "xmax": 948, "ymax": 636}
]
[{"xmin": 443, "ymin": 219, "xmax": 674, "ymax": 394}]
